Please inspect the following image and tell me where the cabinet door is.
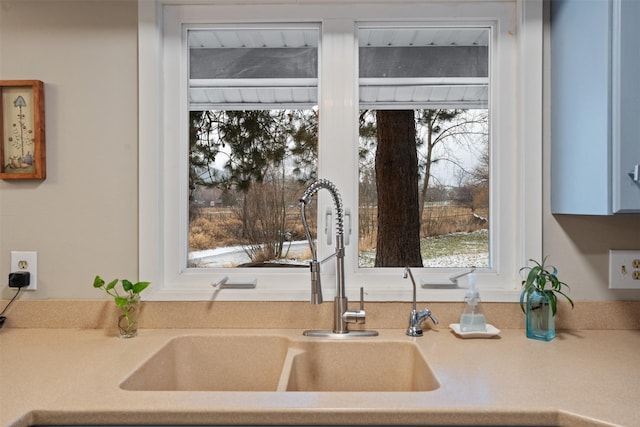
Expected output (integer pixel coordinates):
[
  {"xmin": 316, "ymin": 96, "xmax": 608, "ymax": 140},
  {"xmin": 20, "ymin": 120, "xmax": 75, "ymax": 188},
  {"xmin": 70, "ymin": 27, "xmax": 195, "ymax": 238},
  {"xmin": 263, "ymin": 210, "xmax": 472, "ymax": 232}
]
[
  {"xmin": 551, "ymin": 0, "xmax": 640, "ymax": 215},
  {"xmin": 550, "ymin": 0, "xmax": 611, "ymax": 215},
  {"xmin": 613, "ymin": 0, "xmax": 640, "ymax": 213}
]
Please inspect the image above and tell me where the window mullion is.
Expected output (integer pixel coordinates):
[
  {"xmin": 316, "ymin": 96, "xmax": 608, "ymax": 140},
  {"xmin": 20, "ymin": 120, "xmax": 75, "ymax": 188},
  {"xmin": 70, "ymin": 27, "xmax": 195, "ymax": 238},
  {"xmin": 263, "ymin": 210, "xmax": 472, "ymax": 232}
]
[{"xmin": 315, "ymin": 19, "xmax": 360, "ymax": 297}]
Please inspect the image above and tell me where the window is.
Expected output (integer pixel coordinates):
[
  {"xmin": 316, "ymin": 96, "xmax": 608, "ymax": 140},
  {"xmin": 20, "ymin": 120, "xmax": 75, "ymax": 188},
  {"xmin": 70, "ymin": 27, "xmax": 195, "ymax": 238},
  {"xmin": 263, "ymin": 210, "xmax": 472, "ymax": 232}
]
[
  {"xmin": 356, "ymin": 26, "xmax": 490, "ymax": 269},
  {"xmin": 139, "ymin": 0, "xmax": 542, "ymax": 301},
  {"xmin": 187, "ymin": 26, "xmax": 319, "ymax": 269}
]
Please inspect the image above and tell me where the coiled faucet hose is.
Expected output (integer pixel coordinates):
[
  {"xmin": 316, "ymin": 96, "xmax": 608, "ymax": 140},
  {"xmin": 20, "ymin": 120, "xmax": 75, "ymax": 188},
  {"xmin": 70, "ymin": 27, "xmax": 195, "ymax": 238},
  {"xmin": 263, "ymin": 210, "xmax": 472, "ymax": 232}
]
[{"xmin": 299, "ymin": 178, "xmax": 344, "ymax": 236}]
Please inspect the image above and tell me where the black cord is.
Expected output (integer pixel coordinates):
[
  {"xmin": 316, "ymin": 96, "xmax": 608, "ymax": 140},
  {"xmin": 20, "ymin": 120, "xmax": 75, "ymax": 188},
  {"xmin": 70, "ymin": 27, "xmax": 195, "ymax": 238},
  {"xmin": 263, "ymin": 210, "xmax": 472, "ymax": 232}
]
[{"xmin": 0, "ymin": 287, "xmax": 22, "ymax": 316}]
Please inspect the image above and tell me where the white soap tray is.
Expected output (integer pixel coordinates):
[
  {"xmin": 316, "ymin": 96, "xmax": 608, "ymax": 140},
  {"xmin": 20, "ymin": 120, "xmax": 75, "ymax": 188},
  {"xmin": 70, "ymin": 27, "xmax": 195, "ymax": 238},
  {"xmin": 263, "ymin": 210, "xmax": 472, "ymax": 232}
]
[{"xmin": 449, "ymin": 323, "xmax": 501, "ymax": 339}]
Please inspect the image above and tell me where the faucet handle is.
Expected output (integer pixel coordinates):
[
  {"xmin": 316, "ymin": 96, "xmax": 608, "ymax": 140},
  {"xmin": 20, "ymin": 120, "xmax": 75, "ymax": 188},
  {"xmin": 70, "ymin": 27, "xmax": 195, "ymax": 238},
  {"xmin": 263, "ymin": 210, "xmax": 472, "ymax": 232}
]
[
  {"xmin": 343, "ymin": 287, "xmax": 367, "ymax": 324},
  {"xmin": 352, "ymin": 287, "xmax": 367, "ymax": 324},
  {"xmin": 419, "ymin": 308, "xmax": 438, "ymax": 325},
  {"xmin": 425, "ymin": 309, "xmax": 438, "ymax": 325}
]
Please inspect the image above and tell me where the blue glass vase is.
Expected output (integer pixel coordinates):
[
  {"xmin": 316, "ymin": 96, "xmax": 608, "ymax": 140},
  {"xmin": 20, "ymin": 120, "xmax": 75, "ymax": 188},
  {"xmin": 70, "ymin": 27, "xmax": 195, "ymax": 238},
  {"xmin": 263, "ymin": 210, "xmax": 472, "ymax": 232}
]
[{"xmin": 526, "ymin": 290, "xmax": 555, "ymax": 341}]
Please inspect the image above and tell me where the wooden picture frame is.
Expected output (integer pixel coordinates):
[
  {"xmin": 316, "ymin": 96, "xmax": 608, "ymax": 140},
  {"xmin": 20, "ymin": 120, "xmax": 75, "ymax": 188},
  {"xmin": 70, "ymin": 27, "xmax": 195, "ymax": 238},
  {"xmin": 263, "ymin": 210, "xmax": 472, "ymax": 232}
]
[{"xmin": 0, "ymin": 80, "xmax": 46, "ymax": 180}]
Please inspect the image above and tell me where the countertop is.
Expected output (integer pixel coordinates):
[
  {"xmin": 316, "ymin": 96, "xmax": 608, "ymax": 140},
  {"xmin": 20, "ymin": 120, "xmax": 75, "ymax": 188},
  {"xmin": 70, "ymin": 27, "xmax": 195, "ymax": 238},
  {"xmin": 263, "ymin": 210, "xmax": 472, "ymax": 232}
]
[{"xmin": 1, "ymin": 327, "xmax": 639, "ymax": 427}]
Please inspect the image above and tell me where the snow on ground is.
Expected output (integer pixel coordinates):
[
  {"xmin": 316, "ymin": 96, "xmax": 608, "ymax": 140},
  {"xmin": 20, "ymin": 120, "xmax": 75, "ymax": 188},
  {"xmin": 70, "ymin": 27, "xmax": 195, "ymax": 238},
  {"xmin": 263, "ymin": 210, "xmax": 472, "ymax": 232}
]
[
  {"xmin": 190, "ymin": 236, "xmax": 489, "ymax": 268},
  {"xmin": 420, "ymin": 252, "xmax": 489, "ymax": 268},
  {"xmin": 189, "ymin": 241, "xmax": 310, "ymax": 268}
]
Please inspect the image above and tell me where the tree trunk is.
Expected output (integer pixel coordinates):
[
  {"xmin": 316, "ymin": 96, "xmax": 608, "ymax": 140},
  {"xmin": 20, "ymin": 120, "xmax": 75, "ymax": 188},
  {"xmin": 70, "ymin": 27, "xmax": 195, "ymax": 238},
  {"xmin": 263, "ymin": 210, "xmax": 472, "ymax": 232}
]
[{"xmin": 374, "ymin": 110, "xmax": 422, "ymax": 267}]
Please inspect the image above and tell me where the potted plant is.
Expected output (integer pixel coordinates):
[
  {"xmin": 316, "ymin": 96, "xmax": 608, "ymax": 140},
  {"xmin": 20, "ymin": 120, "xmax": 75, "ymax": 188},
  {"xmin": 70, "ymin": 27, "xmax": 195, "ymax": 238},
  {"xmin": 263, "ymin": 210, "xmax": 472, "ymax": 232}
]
[
  {"xmin": 519, "ymin": 256, "xmax": 573, "ymax": 341},
  {"xmin": 93, "ymin": 276, "xmax": 150, "ymax": 338}
]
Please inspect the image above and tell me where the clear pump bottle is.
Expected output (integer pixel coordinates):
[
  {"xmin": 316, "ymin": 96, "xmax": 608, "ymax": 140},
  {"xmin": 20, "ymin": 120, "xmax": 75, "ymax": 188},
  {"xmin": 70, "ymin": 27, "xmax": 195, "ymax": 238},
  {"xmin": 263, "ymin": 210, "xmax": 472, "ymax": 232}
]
[{"xmin": 459, "ymin": 271, "xmax": 487, "ymax": 332}]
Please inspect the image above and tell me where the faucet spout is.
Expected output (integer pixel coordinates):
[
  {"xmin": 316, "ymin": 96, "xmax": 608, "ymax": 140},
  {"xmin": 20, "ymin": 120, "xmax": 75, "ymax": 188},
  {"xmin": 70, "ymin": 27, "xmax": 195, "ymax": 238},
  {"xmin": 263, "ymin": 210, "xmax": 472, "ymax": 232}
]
[{"xmin": 403, "ymin": 267, "xmax": 418, "ymax": 311}]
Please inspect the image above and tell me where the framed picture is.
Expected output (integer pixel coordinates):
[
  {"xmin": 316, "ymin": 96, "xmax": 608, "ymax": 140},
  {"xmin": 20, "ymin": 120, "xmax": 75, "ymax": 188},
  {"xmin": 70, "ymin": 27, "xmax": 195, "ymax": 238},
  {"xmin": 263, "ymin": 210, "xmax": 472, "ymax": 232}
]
[{"xmin": 0, "ymin": 80, "xmax": 45, "ymax": 180}]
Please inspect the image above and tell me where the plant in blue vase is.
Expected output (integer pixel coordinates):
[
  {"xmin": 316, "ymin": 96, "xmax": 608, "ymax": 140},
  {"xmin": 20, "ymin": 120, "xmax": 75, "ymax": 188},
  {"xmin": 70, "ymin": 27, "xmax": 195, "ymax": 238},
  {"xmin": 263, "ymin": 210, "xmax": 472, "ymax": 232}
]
[{"xmin": 519, "ymin": 256, "xmax": 573, "ymax": 341}]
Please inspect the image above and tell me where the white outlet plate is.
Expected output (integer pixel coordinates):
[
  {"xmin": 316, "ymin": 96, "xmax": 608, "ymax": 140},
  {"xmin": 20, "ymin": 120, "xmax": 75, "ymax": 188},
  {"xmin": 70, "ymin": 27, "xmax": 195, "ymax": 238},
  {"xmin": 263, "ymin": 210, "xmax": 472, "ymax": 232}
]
[
  {"xmin": 609, "ymin": 250, "xmax": 640, "ymax": 289},
  {"xmin": 10, "ymin": 251, "xmax": 37, "ymax": 291}
]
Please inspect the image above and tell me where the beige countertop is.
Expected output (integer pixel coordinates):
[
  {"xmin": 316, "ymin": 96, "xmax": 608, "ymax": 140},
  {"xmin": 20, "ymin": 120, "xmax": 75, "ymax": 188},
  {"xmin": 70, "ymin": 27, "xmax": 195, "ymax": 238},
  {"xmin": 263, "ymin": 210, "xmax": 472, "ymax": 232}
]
[{"xmin": 1, "ymin": 327, "xmax": 639, "ymax": 427}]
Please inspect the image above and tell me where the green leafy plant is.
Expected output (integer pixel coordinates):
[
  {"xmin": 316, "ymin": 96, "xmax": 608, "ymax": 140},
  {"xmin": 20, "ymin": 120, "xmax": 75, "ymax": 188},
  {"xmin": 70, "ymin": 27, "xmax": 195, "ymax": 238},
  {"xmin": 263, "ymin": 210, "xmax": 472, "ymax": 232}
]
[
  {"xmin": 93, "ymin": 276, "xmax": 150, "ymax": 336},
  {"xmin": 519, "ymin": 256, "xmax": 573, "ymax": 316}
]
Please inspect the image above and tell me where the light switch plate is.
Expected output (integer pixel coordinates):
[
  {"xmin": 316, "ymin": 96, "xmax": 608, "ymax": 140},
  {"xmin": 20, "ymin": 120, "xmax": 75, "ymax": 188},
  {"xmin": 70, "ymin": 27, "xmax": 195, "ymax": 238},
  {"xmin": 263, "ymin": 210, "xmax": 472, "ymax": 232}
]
[
  {"xmin": 609, "ymin": 250, "xmax": 640, "ymax": 289},
  {"xmin": 10, "ymin": 251, "xmax": 37, "ymax": 291}
]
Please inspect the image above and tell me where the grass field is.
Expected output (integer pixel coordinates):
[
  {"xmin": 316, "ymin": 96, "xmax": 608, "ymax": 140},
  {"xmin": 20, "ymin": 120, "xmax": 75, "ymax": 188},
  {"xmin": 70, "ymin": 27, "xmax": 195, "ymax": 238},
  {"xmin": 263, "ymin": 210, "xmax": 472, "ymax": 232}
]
[
  {"xmin": 358, "ymin": 229, "xmax": 489, "ymax": 268},
  {"xmin": 190, "ymin": 203, "xmax": 489, "ymax": 268}
]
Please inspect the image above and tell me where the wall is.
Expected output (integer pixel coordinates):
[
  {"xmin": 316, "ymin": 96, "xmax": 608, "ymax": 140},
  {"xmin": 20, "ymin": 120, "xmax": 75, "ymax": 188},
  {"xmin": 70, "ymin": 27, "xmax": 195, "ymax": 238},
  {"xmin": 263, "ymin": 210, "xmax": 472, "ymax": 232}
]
[
  {"xmin": 0, "ymin": 0, "xmax": 138, "ymax": 299},
  {"xmin": 1, "ymin": 0, "xmax": 639, "ymax": 302}
]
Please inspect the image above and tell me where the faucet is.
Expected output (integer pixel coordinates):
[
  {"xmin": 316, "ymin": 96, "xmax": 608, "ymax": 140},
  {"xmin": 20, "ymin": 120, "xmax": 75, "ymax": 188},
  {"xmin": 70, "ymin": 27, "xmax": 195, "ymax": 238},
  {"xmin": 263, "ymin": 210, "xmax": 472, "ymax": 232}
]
[
  {"xmin": 403, "ymin": 267, "xmax": 438, "ymax": 337},
  {"xmin": 299, "ymin": 179, "xmax": 377, "ymax": 337}
]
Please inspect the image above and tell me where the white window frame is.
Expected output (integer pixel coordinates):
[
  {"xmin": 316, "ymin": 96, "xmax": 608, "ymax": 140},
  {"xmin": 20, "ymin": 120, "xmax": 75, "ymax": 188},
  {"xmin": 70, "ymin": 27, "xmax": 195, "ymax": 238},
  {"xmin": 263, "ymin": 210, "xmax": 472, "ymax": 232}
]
[{"xmin": 138, "ymin": 0, "xmax": 542, "ymax": 302}]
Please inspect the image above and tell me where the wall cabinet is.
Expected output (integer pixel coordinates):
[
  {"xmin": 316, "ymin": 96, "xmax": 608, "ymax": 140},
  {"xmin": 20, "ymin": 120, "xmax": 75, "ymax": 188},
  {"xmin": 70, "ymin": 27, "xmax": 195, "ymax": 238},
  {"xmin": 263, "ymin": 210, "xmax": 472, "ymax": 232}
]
[{"xmin": 551, "ymin": 0, "xmax": 640, "ymax": 215}]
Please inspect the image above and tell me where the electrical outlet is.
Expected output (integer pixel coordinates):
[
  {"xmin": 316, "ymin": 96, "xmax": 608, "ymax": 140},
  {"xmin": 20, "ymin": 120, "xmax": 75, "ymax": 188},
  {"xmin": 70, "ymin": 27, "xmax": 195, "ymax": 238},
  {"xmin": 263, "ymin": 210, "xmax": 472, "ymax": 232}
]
[
  {"xmin": 10, "ymin": 251, "xmax": 37, "ymax": 291},
  {"xmin": 609, "ymin": 250, "xmax": 640, "ymax": 289}
]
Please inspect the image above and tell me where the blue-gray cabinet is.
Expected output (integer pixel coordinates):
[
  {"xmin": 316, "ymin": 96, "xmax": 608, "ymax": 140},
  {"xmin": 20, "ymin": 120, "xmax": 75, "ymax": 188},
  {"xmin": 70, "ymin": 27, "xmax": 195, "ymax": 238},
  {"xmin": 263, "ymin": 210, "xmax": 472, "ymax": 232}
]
[{"xmin": 551, "ymin": 0, "xmax": 640, "ymax": 215}]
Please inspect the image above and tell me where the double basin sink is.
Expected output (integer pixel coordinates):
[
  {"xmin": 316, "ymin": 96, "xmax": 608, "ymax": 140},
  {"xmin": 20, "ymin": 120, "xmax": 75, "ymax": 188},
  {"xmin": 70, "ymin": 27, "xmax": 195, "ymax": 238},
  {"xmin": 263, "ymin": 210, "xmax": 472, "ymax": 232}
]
[{"xmin": 120, "ymin": 334, "xmax": 440, "ymax": 392}]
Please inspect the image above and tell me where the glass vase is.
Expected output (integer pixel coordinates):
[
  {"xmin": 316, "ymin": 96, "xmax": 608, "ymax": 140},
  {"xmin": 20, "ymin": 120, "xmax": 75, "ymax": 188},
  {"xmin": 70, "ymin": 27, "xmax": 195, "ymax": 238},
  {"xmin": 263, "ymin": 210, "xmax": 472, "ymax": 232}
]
[
  {"xmin": 118, "ymin": 295, "xmax": 140, "ymax": 338},
  {"xmin": 526, "ymin": 290, "xmax": 555, "ymax": 341}
]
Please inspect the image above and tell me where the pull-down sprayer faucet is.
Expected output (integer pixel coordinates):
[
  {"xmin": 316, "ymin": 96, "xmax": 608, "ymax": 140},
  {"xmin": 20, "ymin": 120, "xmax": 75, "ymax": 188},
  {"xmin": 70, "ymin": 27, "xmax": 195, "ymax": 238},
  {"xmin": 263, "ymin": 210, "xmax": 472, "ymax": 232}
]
[{"xmin": 300, "ymin": 179, "xmax": 377, "ymax": 337}]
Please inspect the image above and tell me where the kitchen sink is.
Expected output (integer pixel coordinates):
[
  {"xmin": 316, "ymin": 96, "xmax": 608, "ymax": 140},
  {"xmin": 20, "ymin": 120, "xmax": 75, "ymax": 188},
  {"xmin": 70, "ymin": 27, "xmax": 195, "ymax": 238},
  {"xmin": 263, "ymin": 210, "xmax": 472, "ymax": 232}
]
[
  {"xmin": 120, "ymin": 334, "xmax": 439, "ymax": 392},
  {"xmin": 283, "ymin": 340, "xmax": 439, "ymax": 391},
  {"xmin": 120, "ymin": 335, "xmax": 291, "ymax": 391}
]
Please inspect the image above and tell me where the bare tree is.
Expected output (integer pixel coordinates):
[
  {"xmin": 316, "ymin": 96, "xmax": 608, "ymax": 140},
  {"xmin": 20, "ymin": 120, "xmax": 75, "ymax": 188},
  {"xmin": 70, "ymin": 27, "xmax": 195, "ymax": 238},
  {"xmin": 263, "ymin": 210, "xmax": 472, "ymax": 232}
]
[{"xmin": 416, "ymin": 109, "xmax": 488, "ymax": 219}]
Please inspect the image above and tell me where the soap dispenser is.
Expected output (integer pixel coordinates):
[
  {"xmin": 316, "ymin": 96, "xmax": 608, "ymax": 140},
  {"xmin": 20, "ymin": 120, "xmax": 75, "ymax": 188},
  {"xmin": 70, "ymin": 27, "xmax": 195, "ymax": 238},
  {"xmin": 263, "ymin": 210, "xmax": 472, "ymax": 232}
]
[{"xmin": 459, "ymin": 270, "xmax": 487, "ymax": 332}]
